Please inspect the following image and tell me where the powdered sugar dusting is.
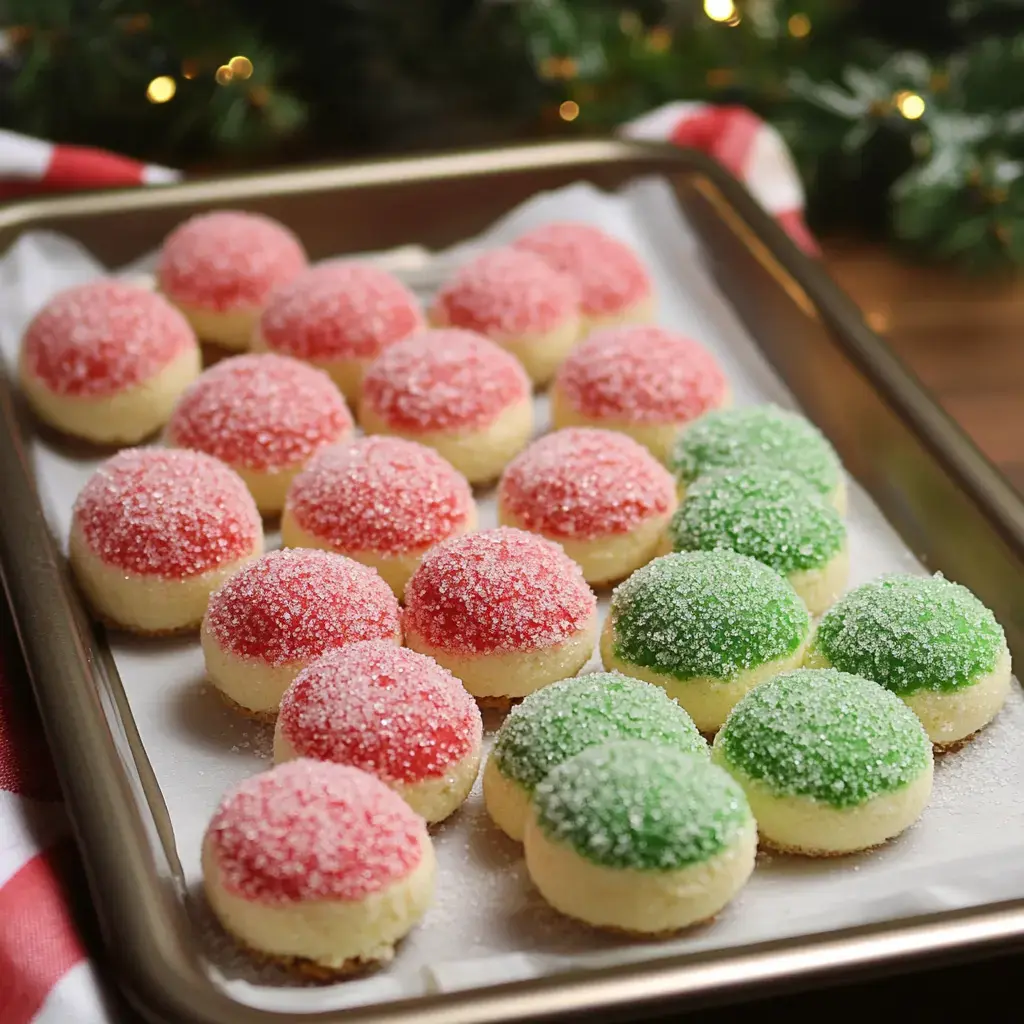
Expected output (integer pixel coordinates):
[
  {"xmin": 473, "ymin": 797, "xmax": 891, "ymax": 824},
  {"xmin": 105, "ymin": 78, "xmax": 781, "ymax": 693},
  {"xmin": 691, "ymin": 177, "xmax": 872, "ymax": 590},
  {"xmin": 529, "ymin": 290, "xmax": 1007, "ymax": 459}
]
[
  {"xmin": 513, "ymin": 222, "xmax": 652, "ymax": 317},
  {"xmin": 23, "ymin": 280, "xmax": 196, "ymax": 397},
  {"xmin": 259, "ymin": 262, "xmax": 423, "ymax": 362},
  {"xmin": 499, "ymin": 427, "xmax": 675, "ymax": 540},
  {"xmin": 167, "ymin": 354, "xmax": 352, "ymax": 472},
  {"xmin": 432, "ymin": 248, "xmax": 579, "ymax": 339},
  {"xmin": 205, "ymin": 549, "xmax": 400, "ymax": 665},
  {"xmin": 286, "ymin": 436, "xmax": 474, "ymax": 556},
  {"xmin": 360, "ymin": 329, "xmax": 530, "ymax": 433},
  {"xmin": 279, "ymin": 641, "xmax": 482, "ymax": 783},
  {"xmin": 158, "ymin": 211, "xmax": 307, "ymax": 311},
  {"xmin": 206, "ymin": 759, "xmax": 425, "ymax": 903},
  {"xmin": 556, "ymin": 326, "xmax": 727, "ymax": 425},
  {"xmin": 73, "ymin": 448, "xmax": 261, "ymax": 578},
  {"xmin": 403, "ymin": 527, "xmax": 597, "ymax": 655}
]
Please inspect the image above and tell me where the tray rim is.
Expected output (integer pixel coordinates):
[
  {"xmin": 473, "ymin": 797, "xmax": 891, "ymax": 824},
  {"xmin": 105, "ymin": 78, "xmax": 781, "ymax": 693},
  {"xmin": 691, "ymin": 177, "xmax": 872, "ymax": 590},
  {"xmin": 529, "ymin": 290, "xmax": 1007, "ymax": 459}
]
[{"xmin": 2, "ymin": 137, "xmax": 1024, "ymax": 1024}]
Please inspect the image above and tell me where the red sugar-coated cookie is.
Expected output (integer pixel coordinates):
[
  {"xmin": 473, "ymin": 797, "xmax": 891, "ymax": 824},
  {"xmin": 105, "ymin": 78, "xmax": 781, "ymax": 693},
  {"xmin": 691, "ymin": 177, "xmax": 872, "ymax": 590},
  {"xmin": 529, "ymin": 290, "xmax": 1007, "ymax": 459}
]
[
  {"xmin": 513, "ymin": 222, "xmax": 652, "ymax": 319},
  {"xmin": 284, "ymin": 436, "xmax": 474, "ymax": 557},
  {"xmin": 158, "ymin": 211, "xmax": 307, "ymax": 312},
  {"xmin": 403, "ymin": 527, "xmax": 596, "ymax": 656},
  {"xmin": 206, "ymin": 759, "xmax": 425, "ymax": 904},
  {"xmin": 499, "ymin": 428, "xmax": 676, "ymax": 540},
  {"xmin": 204, "ymin": 549, "xmax": 400, "ymax": 666},
  {"xmin": 278, "ymin": 641, "xmax": 483, "ymax": 784},
  {"xmin": 555, "ymin": 326, "xmax": 726, "ymax": 425},
  {"xmin": 258, "ymin": 262, "xmax": 423, "ymax": 363},
  {"xmin": 21, "ymin": 280, "xmax": 196, "ymax": 397},
  {"xmin": 167, "ymin": 354, "xmax": 352, "ymax": 473},
  {"xmin": 72, "ymin": 448, "xmax": 261, "ymax": 579},
  {"xmin": 431, "ymin": 248, "xmax": 579, "ymax": 339},
  {"xmin": 360, "ymin": 329, "xmax": 530, "ymax": 434}
]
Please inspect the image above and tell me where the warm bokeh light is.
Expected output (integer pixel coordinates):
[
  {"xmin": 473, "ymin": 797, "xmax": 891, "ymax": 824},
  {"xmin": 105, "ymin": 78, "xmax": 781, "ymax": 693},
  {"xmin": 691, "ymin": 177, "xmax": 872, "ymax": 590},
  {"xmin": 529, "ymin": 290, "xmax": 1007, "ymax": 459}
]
[
  {"xmin": 228, "ymin": 55, "xmax": 254, "ymax": 80},
  {"xmin": 703, "ymin": 0, "xmax": 736, "ymax": 22},
  {"xmin": 559, "ymin": 100, "xmax": 580, "ymax": 122},
  {"xmin": 145, "ymin": 76, "xmax": 176, "ymax": 104},
  {"xmin": 896, "ymin": 91, "xmax": 925, "ymax": 119},
  {"xmin": 215, "ymin": 65, "xmax": 234, "ymax": 85},
  {"xmin": 646, "ymin": 26, "xmax": 672, "ymax": 52},
  {"xmin": 181, "ymin": 59, "xmax": 198, "ymax": 80},
  {"xmin": 788, "ymin": 14, "xmax": 811, "ymax": 38}
]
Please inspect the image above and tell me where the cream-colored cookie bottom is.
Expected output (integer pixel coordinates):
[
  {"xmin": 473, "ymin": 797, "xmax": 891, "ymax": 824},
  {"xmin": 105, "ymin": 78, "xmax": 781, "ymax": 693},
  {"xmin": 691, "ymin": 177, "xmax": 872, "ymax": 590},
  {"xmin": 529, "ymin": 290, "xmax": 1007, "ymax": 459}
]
[
  {"xmin": 69, "ymin": 522, "xmax": 261, "ymax": 634},
  {"xmin": 712, "ymin": 750, "xmax": 933, "ymax": 856},
  {"xmin": 601, "ymin": 616, "xmax": 808, "ymax": 734},
  {"xmin": 275, "ymin": 729, "xmax": 481, "ymax": 823},
  {"xmin": 579, "ymin": 294, "xmax": 656, "ymax": 337},
  {"xmin": 21, "ymin": 345, "xmax": 201, "ymax": 445},
  {"xmin": 201, "ymin": 619, "xmax": 402, "ymax": 717},
  {"xmin": 405, "ymin": 612, "xmax": 599, "ymax": 700},
  {"xmin": 498, "ymin": 502, "xmax": 672, "ymax": 587},
  {"xmin": 252, "ymin": 325, "xmax": 374, "ymax": 404},
  {"xmin": 280, "ymin": 505, "xmax": 477, "ymax": 600},
  {"xmin": 163, "ymin": 296, "xmax": 260, "ymax": 352},
  {"xmin": 550, "ymin": 384, "xmax": 731, "ymax": 465},
  {"xmin": 805, "ymin": 644, "xmax": 1013, "ymax": 747},
  {"xmin": 202, "ymin": 832, "xmax": 435, "ymax": 969},
  {"xmin": 482, "ymin": 755, "xmax": 533, "ymax": 842},
  {"xmin": 359, "ymin": 398, "xmax": 534, "ymax": 486},
  {"xmin": 523, "ymin": 812, "xmax": 756, "ymax": 933}
]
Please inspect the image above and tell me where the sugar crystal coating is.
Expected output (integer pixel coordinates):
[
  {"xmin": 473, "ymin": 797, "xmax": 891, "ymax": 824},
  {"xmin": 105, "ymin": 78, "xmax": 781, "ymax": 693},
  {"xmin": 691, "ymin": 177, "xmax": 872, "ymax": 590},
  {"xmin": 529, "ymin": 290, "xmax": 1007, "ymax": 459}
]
[
  {"xmin": 610, "ymin": 550, "xmax": 809, "ymax": 681},
  {"xmin": 259, "ymin": 262, "xmax": 423, "ymax": 362},
  {"xmin": 205, "ymin": 549, "xmax": 400, "ymax": 665},
  {"xmin": 360, "ymin": 329, "xmax": 530, "ymax": 433},
  {"xmin": 167, "ymin": 353, "xmax": 352, "ymax": 472},
  {"xmin": 714, "ymin": 669, "xmax": 932, "ymax": 808},
  {"xmin": 73, "ymin": 448, "xmax": 261, "ymax": 578},
  {"xmin": 813, "ymin": 574, "xmax": 1006, "ymax": 694},
  {"xmin": 499, "ymin": 428, "xmax": 676, "ymax": 540},
  {"xmin": 206, "ymin": 759, "xmax": 425, "ymax": 904},
  {"xmin": 23, "ymin": 280, "xmax": 196, "ymax": 397},
  {"xmin": 404, "ymin": 527, "xmax": 597, "ymax": 655},
  {"xmin": 555, "ymin": 326, "xmax": 727, "ymax": 425},
  {"xmin": 670, "ymin": 403, "xmax": 842, "ymax": 498},
  {"xmin": 533, "ymin": 740, "xmax": 751, "ymax": 870},
  {"xmin": 432, "ymin": 247, "xmax": 579, "ymax": 339},
  {"xmin": 668, "ymin": 466, "xmax": 845, "ymax": 573},
  {"xmin": 279, "ymin": 641, "xmax": 482, "ymax": 783},
  {"xmin": 285, "ymin": 436, "xmax": 474, "ymax": 556},
  {"xmin": 158, "ymin": 211, "xmax": 307, "ymax": 311},
  {"xmin": 512, "ymin": 222, "xmax": 652, "ymax": 318},
  {"xmin": 493, "ymin": 672, "xmax": 706, "ymax": 791}
]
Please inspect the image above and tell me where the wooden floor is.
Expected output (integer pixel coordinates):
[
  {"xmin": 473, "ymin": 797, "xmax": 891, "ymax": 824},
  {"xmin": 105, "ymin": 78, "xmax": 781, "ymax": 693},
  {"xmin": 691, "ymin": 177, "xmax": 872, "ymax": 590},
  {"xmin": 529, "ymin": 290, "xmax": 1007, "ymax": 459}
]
[{"xmin": 822, "ymin": 239, "xmax": 1024, "ymax": 496}]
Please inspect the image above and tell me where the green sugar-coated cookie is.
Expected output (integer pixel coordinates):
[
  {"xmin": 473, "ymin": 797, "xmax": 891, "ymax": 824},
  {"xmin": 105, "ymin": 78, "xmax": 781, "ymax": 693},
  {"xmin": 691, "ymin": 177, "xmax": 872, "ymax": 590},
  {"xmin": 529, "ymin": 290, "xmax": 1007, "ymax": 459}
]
[
  {"xmin": 532, "ymin": 740, "xmax": 751, "ymax": 870},
  {"xmin": 492, "ymin": 672, "xmax": 706, "ymax": 792},
  {"xmin": 713, "ymin": 668, "xmax": 932, "ymax": 808},
  {"xmin": 609, "ymin": 550, "xmax": 810, "ymax": 681},
  {"xmin": 667, "ymin": 466, "xmax": 845, "ymax": 574},
  {"xmin": 812, "ymin": 574, "xmax": 1006, "ymax": 694},
  {"xmin": 670, "ymin": 403, "xmax": 841, "ymax": 498}
]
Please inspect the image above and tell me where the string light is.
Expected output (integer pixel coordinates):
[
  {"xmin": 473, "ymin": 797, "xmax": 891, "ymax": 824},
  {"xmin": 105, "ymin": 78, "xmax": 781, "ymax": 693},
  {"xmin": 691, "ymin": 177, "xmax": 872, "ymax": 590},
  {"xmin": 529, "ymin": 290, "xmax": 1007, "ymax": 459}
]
[
  {"xmin": 559, "ymin": 100, "xmax": 580, "ymax": 122},
  {"xmin": 181, "ymin": 59, "xmax": 198, "ymax": 80},
  {"xmin": 228, "ymin": 55, "xmax": 253, "ymax": 80},
  {"xmin": 726, "ymin": 11, "xmax": 742, "ymax": 25},
  {"xmin": 215, "ymin": 65, "xmax": 234, "ymax": 85},
  {"xmin": 703, "ymin": 0, "xmax": 736, "ymax": 22},
  {"xmin": 896, "ymin": 91, "xmax": 925, "ymax": 119},
  {"xmin": 788, "ymin": 14, "xmax": 811, "ymax": 38},
  {"xmin": 145, "ymin": 76, "xmax": 176, "ymax": 104}
]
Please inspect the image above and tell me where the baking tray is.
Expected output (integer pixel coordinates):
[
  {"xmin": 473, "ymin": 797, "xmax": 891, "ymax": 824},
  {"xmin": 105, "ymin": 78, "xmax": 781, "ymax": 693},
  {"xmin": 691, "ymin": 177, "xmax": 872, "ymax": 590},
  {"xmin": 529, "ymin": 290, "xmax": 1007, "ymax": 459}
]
[{"xmin": 1, "ymin": 139, "xmax": 1024, "ymax": 1024}]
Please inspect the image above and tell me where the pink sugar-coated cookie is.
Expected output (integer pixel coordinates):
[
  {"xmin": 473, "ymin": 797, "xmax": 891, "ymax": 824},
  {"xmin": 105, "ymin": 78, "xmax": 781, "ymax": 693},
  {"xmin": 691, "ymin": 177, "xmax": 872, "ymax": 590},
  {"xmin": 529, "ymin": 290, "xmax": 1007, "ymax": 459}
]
[
  {"xmin": 201, "ymin": 548, "xmax": 401, "ymax": 718},
  {"xmin": 157, "ymin": 211, "xmax": 307, "ymax": 351},
  {"xmin": 550, "ymin": 325, "xmax": 729, "ymax": 464},
  {"xmin": 166, "ymin": 353, "xmax": 353, "ymax": 514},
  {"xmin": 281, "ymin": 435, "xmax": 476, "ymax": 599},
  {"xmin": 69, "ymin": 448, "xmax": 263, "ymax": 635},
  {"xmin": 429, "ymin": 247, "xmax": 581, "ymax": 385},
  {"xmin": 275, "ymin": 641, "xmax": 483, "ymax": 822},
  {"xmin": 202, "ymin": 758, "xmax": 435, "ymax": 974},
  {"xmin": 403, "ymin": 527, "xmax": 599, "ymax": 704},
  {"xmin": 254, "ymin": 262, "xmax": 424, "ymax": 403},
  {"xmin": 497, "ymin": 427, "xmax": 678, "ymax": 585},
  {"xmin": 358, "ymin": 328, "xmax": 533, "ymax": 485},
  {"xmin": 19, "ymin": 279, "xmax": 201, "ymax": 444},
  {"xmin": 512, "ymin": 222, "xmax": 654, "ymax": 330}
]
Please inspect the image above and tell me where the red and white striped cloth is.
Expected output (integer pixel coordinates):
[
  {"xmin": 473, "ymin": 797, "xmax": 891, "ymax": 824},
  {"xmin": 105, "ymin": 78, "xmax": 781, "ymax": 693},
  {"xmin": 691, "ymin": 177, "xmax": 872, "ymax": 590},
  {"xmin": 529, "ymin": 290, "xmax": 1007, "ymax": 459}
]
[{"xmin": 0, "ymin": 109, "xmax": 813, "ymax": 1022}]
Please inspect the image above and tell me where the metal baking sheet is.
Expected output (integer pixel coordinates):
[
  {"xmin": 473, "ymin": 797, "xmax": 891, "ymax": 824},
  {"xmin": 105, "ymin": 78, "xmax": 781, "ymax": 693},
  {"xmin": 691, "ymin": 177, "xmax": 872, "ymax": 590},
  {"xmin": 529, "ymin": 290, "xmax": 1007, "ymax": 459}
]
[{"xmin": 2, "ymin": 142, "xmax": 1024, "ymax": 1024}]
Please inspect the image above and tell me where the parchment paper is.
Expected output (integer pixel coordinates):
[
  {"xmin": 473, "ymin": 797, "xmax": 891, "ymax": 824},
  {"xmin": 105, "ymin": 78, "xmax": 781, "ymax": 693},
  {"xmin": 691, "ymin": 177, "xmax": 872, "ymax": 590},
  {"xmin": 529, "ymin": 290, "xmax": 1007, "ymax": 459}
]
[{"xmin": 1, "ymin": 179, "xmax": 1022, "ymax": 1016}]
